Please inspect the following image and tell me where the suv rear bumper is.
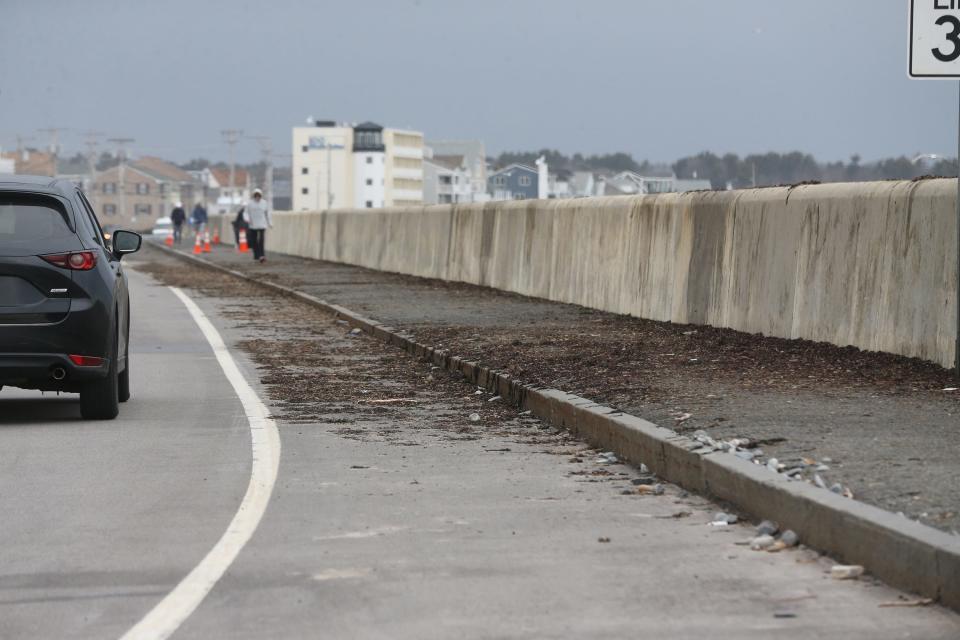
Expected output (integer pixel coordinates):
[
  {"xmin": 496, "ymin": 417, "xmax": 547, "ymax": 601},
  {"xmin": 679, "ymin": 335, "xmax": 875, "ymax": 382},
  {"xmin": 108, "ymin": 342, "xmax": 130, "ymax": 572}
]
[{"xmin": 0, "ymin": 353, "xmax": 109, "ymax": 392}]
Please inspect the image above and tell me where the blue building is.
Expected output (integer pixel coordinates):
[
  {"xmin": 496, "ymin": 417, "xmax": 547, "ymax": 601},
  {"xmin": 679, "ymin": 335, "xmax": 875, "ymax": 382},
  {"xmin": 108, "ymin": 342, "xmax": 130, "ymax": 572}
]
[{"xmin": 487, "ymin": 163, "xmax": 539, "ymax": 200}]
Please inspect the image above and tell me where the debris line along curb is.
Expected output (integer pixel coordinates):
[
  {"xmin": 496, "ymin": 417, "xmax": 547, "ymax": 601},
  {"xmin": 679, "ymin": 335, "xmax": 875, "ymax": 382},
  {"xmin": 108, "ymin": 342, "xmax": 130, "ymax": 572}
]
[{"xmin": 149, "ymin": 243, "xmax": 960, "ymax": 611}]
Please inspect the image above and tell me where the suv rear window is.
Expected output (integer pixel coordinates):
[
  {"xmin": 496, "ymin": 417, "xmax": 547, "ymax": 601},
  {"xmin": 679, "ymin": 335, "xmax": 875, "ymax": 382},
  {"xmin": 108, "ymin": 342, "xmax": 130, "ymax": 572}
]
[{"xmin": 0, "ymin": 194, "xmax": 75, "ymax": 254}]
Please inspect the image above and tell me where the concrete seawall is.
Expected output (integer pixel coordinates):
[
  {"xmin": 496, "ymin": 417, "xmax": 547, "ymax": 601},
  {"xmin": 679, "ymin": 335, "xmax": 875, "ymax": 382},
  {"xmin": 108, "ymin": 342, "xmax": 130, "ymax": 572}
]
[{"xmin": 214, "ymin": 179, "xmax": 958, "ymax": 368}]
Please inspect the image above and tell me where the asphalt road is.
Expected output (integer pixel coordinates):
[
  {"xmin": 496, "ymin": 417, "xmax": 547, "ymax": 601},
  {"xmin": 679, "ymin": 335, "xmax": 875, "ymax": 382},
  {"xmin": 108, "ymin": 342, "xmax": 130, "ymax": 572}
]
[
  {"xmin": 0, "ymin": 267, "xmax": 252, "ymax": 638},
  {"xmin": 1, "ymin": 258, "xmax": 959, "ymax": 638}
]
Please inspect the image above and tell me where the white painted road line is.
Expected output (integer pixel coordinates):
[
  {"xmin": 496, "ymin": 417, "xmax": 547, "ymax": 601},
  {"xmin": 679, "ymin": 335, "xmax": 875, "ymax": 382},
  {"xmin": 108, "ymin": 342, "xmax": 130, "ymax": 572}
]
[{"xmin": 119, "ymin": 286, "xmax": 281, "ymax": 640}]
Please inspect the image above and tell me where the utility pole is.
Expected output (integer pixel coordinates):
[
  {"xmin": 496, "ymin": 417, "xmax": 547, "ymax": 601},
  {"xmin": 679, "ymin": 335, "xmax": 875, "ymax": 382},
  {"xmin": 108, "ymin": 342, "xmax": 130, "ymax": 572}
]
[
  {"xmin": 247, "ymin": 135, "xmax": 273, "ymax": 206},
  {"xmin": 37, "ymin": 127, "xmax": 66, "ymax": 177},
  {"xmin": 108, "ymin": 137, "xmax": 134, "ymax": 223},
  {"xmin": 15, "ymin": 134, "xmax": 33, "ymax": 155},
  {"xmin": 82, "ymin": 131, "xmax": 104, "ymax": 209},
  {"xmin": 327, "ymin": 141, "xmax": 333, "ymax": 209},
  {"xmin": 13, "ymin": 134, "xmax": 34, "ymax": 171},
  {"xmin": 221, "ymin": 129, "xmax": 243, "ymax": 211},
  {"xmin": 321, "ymin": 134, "xmax": 346, "ymax": 210}
]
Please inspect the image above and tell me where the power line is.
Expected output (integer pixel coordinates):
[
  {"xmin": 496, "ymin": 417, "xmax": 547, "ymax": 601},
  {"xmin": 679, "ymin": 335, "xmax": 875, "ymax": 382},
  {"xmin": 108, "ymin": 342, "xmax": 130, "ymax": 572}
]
[
  {"xmin": 246, "ymin": 135, "xmax": 273, "ymax": 204},
  {"xmin": 38, "ymin": 127, "xmax": 67, "ymax": 175},
  {"xmin": 82, "ymin": 130, "xmax": 105, "ymax": 206},
  {"xmin": 15, "ymin": 134, "xmax": 35, "ymax": 154},
  {"xmin": 108, "ymin": 137, "xmax": 135, "ymax": 222}
]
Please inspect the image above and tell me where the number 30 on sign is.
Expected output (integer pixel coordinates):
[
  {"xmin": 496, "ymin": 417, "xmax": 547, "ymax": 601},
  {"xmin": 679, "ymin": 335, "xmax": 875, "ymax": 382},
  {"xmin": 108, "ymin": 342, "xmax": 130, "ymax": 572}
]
[{"xmin": 911, "ymin": 0, "xmax": 960, "ymax": 76}]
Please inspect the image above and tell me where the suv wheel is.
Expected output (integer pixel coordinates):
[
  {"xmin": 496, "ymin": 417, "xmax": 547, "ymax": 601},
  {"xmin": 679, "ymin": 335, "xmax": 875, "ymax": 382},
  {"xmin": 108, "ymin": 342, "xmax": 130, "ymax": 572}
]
[
  {"xmin": 118, "ymin": 351, "xmax": 130, "ymax": 403},
  {"xmin": 80, "ymin": 325, "xmax": 119, "ymax": 420}
]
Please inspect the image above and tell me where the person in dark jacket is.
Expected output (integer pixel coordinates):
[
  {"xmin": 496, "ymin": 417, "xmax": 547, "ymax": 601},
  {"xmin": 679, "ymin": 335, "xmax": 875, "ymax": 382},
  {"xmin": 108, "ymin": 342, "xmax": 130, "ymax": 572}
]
[
  {"xmin": 231, "ymin": 206, "xmax": 247, "ymax": 245},
  {"xmin": 170, "ymin": 202, "xmax": 186, "ymax": 244},
  {"xmin": 191, "ymin": 202, "xmax": 208, "ymax": 236}
]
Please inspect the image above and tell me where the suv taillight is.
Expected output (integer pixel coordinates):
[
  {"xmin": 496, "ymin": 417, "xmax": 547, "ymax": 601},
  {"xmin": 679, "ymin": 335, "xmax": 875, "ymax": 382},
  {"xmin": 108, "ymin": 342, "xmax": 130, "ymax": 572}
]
[{"xmin": 40, "ymin": 251, "xmax": 97, "ymax": 270}]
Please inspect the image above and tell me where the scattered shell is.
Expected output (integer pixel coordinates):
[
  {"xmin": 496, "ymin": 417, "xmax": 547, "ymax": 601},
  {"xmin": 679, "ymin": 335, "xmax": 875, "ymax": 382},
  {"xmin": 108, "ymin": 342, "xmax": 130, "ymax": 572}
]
[
  {"xmin": 750, "ymin": 535, "xmax": 776, "ymax": 551},
  {"xmin": 831, "ymin": 565, "xmax": 864, "ymax": 580}
]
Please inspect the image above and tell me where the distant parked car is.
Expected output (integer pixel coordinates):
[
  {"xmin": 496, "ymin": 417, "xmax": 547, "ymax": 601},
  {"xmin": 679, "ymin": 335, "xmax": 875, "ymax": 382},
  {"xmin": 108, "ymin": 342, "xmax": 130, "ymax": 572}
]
[
  {"xmin": 151, "ymin": 216, "xmax": 173, "ymax": 237},
  {"xmin": 0, "ymin": 175, "xmax": 142, "ymax": 419}
]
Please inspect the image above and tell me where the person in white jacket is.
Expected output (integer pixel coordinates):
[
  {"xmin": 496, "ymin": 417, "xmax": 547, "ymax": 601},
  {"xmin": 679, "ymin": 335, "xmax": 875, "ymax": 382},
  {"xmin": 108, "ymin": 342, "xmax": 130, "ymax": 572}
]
[{"xmin": 241, "ymin": 188, "xmax": 272, "ymax": 263}]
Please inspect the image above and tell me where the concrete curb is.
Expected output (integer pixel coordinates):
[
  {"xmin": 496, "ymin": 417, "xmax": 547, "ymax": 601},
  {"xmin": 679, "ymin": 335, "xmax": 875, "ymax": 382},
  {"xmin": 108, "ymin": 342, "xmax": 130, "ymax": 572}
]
[{"xmin": 148, "ymin": 242, "xmax": 960, "ymax": 610}]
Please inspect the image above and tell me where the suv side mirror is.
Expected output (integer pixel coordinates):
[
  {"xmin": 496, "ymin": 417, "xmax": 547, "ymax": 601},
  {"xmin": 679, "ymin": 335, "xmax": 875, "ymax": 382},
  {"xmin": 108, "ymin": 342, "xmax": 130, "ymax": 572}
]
[{"xmin": 112, "ymin": 230, "xmax": 142, "ymax": 259}]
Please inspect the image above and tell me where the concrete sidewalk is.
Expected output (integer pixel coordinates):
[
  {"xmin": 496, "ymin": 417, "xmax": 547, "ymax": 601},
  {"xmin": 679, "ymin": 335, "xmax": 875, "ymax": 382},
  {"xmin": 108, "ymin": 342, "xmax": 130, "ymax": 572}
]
[{"xmin": 159, "ymin": 241, "xmax": 960, "ymax": 535}]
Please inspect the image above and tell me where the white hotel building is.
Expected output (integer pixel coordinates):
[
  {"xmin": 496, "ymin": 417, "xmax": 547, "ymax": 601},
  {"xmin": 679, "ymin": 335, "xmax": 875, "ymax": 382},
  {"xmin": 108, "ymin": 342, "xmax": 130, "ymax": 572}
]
[{"xmin": 292, "ymin": 121, "xmax": 423, "ymax": 211}]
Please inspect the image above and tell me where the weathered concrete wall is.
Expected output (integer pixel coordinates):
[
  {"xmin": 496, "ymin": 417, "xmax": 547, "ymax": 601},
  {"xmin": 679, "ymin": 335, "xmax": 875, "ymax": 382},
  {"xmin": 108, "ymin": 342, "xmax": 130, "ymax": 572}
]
[{"xmin": 211, "ymin": 180, "xmax": 958, "ymax": 367}]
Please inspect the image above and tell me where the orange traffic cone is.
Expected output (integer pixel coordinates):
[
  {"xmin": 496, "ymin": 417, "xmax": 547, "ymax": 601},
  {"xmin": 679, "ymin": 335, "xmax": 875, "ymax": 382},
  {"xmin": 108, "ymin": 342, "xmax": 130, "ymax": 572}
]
[
  {"xmin": 164, "ymin": 234, "xmax": 174, "ymax": 247},
  {"xmin": 203, "ymin": 231, "xmax": 212, "ymax": 253},
  {"xmin": 238, "ymin": 228, "xmax": 249, "ymax": 253},
  {"xmin": 212, "ymin": 228, "xmax": 220, "ymax": 245},
  {"xmin": 192, "ymin": 233, "xmax": 203, "ymax": 255}
]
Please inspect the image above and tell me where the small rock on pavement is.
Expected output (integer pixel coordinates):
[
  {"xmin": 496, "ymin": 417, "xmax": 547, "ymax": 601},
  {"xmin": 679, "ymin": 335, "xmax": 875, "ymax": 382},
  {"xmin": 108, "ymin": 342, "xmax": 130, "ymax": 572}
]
[
  {"xmin": 750, "ymin": 534, "xmax": 776, "ymax": 551},
  {"xmin": 348, "ymin": 327, "xmax": 362, "ymax": 335},
  {"xmin": 469, "ymin": 413, "xmax": 481, "ymax": 422},
  {"xmin": 831, "ymin": 565, "xmax": 864, "ymax": 580},
  {"xmin": 756, "ymin": 520, "xmax": 779, "ymax": 536},
  {"xmin": 598, "ymin": 537, "xmax": 611, "ymax": 543},
  {"xmin": 631, "ymin": 477, "xmax": 656, "ymax": 486},
  {"xmin": 780, "ymin": 529, "xmax": 799, "ymax": 547}
]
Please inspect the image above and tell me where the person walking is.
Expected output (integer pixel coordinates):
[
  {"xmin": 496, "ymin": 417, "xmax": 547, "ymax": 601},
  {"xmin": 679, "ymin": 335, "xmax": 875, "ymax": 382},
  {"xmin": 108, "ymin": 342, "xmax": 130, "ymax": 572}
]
[
  {"xmin": 241, "ymin": 188, "xmax": 272, "ymax": 263},
  {"xmin": 191, "ymin": 202, "xmax": 208, "ymax": 237},
  {"xmin": 231, "ymin": 206, "xmax": 247, "ymax": 246},
  {"xmin": 170, "ymin": 202, "xmax": 186, "ymax": 244}
]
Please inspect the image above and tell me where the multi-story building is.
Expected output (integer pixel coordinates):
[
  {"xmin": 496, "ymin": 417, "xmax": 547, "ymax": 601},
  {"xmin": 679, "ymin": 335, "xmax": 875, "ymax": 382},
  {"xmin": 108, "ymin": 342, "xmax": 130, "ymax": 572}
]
[
  {"xmin": 423, "ymin": 155, "xmax": 474, "ymax": 205},
  {"xmin": 91, "ymin": 156, "xmax": 199, "ymax": 230},
  {"xmin": 271, "ymin": 166, "xmax": 293, "ymax": 211},
  {"xmin": 191, "ymin": 166, "xmax": 251, "ymax": 216},
  {"xmin": 487, "ymin": 163, "xmax": 539, "ymax": 201},
  {"xmin": 1, "ymin": 148, "xmax": 55, "ymax": 176},
  {"xmin": 292, "ymin": 121, "xmax": 423, "ymax": 211},
  {"xmin": 425, "ymin": 139, "xmax": 488, "ymax": 201}
]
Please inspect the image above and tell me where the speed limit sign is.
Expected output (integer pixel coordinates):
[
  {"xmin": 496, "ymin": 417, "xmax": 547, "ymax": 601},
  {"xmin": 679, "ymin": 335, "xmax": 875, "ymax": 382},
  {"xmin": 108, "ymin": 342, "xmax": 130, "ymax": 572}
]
[{"xmin": 911, "ymin": 1, "xmax": 960, "ymax": 76}]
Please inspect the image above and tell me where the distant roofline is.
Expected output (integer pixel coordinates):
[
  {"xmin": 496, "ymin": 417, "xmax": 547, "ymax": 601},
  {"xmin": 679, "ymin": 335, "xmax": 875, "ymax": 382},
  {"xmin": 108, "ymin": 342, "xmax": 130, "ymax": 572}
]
[{"xmin": 490, "ymin": 163, "xmax": 536, "ymax": 175}]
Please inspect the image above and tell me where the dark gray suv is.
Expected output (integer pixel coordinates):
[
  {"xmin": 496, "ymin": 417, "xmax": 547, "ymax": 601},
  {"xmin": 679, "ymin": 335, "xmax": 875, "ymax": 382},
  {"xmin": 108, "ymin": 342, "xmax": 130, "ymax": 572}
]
[{"xmin": 0, "ymin": 175, "xmax": 141, "ymax": 419}]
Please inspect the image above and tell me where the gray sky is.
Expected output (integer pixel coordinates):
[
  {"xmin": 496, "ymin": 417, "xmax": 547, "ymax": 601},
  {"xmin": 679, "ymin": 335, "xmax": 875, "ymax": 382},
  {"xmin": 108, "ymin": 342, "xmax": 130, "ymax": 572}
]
[{"xmin": 0, "ymin": 0, "xmax": 954, "ymax": 165}]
